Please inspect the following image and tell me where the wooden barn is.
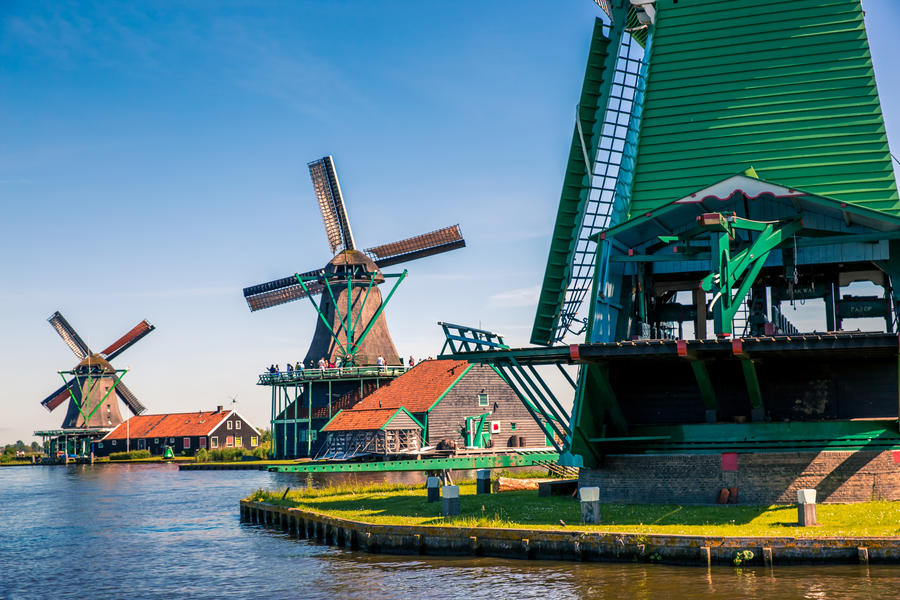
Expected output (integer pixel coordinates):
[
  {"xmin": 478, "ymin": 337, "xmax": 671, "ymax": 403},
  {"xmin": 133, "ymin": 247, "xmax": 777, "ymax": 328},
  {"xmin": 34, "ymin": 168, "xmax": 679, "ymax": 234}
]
[
  {"xmin": 320, "ymin": 407, "xmax": 423, "ymax": 457},
  {"xmin": 93, "ymin": 407, "xmax": 262, "ymax": 457},
  {"xmin": 317, "ymin": 359, "xmax": 551, "ymax": 456}
]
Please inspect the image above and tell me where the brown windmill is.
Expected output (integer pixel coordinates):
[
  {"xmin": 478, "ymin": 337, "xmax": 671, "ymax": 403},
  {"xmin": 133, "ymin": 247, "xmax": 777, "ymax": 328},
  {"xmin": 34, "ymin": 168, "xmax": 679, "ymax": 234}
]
[
  {"xmin": 243, "ymin": 155, "xmax": 465, "ymax": 366},
  {"xmin": 40, "ymin": 311, "xmax": 154, "ymax": 429}
]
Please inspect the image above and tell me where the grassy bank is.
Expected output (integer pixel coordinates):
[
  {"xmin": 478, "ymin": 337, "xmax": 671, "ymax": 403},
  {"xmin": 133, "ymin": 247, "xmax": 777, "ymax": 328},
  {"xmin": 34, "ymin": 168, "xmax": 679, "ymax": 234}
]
[{"xmin": 247, "ymin": 482, "xmax": 900, "ymax": 538}]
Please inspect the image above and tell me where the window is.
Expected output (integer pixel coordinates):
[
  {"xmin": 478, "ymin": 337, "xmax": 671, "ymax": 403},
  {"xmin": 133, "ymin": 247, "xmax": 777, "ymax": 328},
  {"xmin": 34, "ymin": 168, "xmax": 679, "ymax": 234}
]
[
  {"xmin": 112, "ymin": 440, "xmax": 117, "ymax": 446},
  {"xmin": 226, "ymin": 436, "xmax": 234, "ymax": 447},
  {"xmin": 250, "ymin": 436, "xmax": 258, "ymax": 447},
  {"xmin": 235, "ymin": 436, "xmax": 242, "ymax": 447},
  {"xmin": 98, "ymin": 442, "xmax": 104, "ymax": 448},
  {"xmin": 169, "ymin": 438, "xmax": 175, "ymax": 444},
  {"xmin": 235, "ymin": 421, "xmax": 241, "ymax": 430},
  {"xmin": 154, "ymin": 438, "xmax": 159, "ymax": 444},
  {"xmin": 183, "ymin": 437, "xmax": 191, "ymax": 449},
  {"xmin": 510, "ymin": 423, "xmax": 517, "ymax": 432},
  {"xmin": 227, "ymin": 421, "xmax": 233, "ymax": 430},
  {"xmin": 478, "ymin": 393, "xmax": 489, "ymax": 407},
  {"xmin": 210, "ymin": 437, "xmax": 218, "ymax": 449},
  {"xmin": 199, "ymin": 437, "xmax": 207, "ymax": 449}
]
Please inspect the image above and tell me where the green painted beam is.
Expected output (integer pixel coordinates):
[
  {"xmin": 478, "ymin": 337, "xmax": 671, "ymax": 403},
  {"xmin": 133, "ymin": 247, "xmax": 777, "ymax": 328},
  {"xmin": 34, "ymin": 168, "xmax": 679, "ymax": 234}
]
[
  {"xmin": 267, "ymin": 452, "xmax": 560, "ymax": 473},
  {"xmin": 689, "ymin": 360, "xmax": 717, "ymax": 411}
]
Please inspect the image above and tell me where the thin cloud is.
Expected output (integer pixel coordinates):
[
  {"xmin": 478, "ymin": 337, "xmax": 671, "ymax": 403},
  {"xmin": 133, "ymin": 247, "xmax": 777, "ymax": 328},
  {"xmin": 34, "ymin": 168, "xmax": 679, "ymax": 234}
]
[{"xmin": 487, "ymin": 285, "xmax": 540, "ymax": 308}]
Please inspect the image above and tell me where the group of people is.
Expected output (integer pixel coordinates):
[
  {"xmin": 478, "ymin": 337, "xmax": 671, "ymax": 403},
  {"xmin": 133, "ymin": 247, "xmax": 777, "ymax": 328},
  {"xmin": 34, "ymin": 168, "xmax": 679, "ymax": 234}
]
[{"xmin": 266, "ymin": 354, "xmax": 431, "ymax": 377}]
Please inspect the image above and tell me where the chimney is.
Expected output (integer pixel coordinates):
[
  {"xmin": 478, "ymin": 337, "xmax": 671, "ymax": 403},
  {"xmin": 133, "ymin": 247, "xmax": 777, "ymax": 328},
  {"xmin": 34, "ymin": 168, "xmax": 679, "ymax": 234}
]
[{"xmin": 216, "ymin": 405, "xmax": 223, "ymax": 413}]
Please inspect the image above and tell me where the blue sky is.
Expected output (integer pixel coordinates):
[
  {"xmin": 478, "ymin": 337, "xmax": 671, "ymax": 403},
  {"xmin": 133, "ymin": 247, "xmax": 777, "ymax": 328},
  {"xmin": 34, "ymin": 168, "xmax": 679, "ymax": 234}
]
[{"xmin": 3, "ymin": 1, "xmax": 900, "ymax": 442}]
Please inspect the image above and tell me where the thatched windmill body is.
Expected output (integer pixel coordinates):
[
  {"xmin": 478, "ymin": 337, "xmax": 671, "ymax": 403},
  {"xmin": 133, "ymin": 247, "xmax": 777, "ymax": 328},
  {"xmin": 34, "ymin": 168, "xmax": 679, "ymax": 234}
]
[{"xmin": 243, "ymin": 156, "xmax": 466, "ymax": 366}]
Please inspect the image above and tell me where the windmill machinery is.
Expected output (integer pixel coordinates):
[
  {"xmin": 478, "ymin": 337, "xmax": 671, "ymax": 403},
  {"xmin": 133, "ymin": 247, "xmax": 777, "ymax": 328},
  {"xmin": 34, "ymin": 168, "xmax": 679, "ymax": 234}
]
[
  {"xmin": 243, "ymin": 155, "xmax": 466, "ymax": 366},
  {"xmin": 40, "ymin": 311, "xmax": 155, "ymax": 429}
]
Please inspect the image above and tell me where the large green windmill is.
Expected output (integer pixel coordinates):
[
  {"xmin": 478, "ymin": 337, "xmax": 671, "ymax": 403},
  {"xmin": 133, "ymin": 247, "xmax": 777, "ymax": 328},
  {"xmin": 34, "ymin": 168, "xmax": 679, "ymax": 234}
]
[{"xmin": 441, "ymin": 1, "xmax": 900, "ymax": 489}]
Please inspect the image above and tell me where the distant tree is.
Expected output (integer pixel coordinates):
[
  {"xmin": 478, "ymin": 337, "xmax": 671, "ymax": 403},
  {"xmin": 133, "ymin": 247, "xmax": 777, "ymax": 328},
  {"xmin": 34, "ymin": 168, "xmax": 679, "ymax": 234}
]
[
  {"xmin": 260, "ymin": 428, "xmax": 271, "ymax": 444},
  {"xmin": 2, "ymin": 445, "xmax": 14, "ymax": 456},
  {"xmin": 31, "ymin": 441, "xmax": 40, "ymax": 452},
  {"xmin": 15, "ymin": 440, "xmax": 26, "ymax": 452}
]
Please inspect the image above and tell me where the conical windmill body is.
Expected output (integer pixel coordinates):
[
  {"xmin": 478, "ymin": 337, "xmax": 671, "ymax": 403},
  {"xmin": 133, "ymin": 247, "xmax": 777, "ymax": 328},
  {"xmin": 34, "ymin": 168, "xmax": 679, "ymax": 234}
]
[
  {"xmin": 40, "ymin": 312, "xmax": 154, "ymax": 429},
  {"xmin": 243, "ymin": 155, "xmax": 466, "ymax": 366}
]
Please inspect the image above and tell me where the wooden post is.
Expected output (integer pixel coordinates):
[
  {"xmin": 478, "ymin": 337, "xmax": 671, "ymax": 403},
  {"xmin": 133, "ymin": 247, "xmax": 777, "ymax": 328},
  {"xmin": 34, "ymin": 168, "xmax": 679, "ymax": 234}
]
[
  {"xmin": 797, "ymin": 489, "xmax": 817, "ymax": 527},
  {"xmin": 426, "ymin": 476, "xmax": 441, "ymax": 503},
  {"xmin": 693, "ymin": 288, "xmax": 707, "ymax": 339},
  {"xmin": 579, "ymin": 486, "xmax": 601, "ymax": 524},
  {"xmin": 476, "ymin": 469, "xmax": 491, "ymax": 494},
  {"xmin": 442, "ymin": 485, "xmax": 460, "ymax": 516}
]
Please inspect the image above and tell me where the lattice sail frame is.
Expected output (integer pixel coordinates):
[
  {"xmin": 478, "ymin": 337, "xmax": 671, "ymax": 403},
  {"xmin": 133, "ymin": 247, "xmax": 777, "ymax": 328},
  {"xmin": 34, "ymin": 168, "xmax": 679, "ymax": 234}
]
[
  {"xmin": 309, "ymin": 156, "xmax": 356, "ymax": 254},
  {"xmin": 531, "ymin": 8, "xmax": 651, "ymax": 345}
]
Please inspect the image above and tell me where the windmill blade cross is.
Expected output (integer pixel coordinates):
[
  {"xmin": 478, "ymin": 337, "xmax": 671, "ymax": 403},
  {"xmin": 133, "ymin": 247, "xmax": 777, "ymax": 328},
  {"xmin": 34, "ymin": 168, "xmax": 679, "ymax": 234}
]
[
  {"xmin": 101, "ymin": 320, "xmax": 156, "ymax": 361},
  {"xmin": 243, "ymin": 269, "xmax": 325, "ymax": 312},
  {"xmin": 365, "ymin": 224, "xmax": 466, "ymax": 269},
  {"xmin": 116, "ymin": 381, "xmax": 147, "ymax": 416},
  {"xmin": 309, "ymin": 156, "xmax": 356, "ymax": 253},
  {"xmin": 48, "ymin": 311, "xmax": 90, "ymax": 360}
]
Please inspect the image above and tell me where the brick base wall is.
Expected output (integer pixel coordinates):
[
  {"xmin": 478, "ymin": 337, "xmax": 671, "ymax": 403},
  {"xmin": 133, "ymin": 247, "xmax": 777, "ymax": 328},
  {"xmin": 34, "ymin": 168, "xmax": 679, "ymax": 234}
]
[{"xmin": 578, "ymin": 451, "xmax": 900, "ymax": 504}]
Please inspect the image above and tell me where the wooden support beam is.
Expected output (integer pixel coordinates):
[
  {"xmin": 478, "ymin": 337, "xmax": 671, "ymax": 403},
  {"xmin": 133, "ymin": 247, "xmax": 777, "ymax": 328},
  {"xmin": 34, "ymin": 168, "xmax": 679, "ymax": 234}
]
[{"xmin": 693, "ymin": 287, "xmax": 707, "ymax": 339}]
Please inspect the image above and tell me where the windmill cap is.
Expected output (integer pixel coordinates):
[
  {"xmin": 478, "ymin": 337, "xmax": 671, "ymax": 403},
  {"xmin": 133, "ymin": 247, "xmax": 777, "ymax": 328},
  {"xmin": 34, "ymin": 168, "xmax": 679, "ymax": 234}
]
[{"xmin": 326, "ymin": 250, "xmax": 384, "ymax": 282}]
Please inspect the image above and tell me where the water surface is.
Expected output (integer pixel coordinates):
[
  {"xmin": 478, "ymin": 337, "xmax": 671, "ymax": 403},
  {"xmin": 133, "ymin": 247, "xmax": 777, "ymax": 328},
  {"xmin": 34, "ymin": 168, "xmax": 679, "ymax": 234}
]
[{"xmin": 1, "ymin": 464, "xmax": 895, "ymax": 599}]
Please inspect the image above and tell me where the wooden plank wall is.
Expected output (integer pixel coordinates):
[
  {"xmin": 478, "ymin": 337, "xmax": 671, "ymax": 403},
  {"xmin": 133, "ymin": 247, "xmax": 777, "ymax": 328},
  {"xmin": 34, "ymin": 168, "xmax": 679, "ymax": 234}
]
[{"xmin": 427, "ymin": 365, "xmax": 548, "ymax": 449}]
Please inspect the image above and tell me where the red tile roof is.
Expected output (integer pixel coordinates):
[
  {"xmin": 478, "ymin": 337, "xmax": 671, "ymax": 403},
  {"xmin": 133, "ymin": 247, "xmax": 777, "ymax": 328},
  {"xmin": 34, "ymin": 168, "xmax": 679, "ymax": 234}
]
[
  {"xmin": 103, "ymin": 410, "xmax": 232, "ymax": 440},
  {"xmin": 321, "ymin": 408, "xmax": 406, "ymax": 432},
  {"xmin": 353, "ymin": 359, "xmax": 470, "ymax": 413}
]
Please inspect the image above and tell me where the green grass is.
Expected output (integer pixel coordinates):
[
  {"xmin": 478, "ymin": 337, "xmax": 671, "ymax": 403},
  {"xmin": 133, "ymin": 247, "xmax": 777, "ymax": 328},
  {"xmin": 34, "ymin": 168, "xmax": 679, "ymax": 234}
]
[{"xmin": 247, "ymin": 482, "xmax": 900, "ymax": 537}]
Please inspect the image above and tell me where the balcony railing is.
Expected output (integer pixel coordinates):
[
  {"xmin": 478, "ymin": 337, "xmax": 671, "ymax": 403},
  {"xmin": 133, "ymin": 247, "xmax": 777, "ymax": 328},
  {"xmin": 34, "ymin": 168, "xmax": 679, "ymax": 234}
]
[{"xmin": 258, "ymin": 365, "xmax": 409, "ymax": 385}]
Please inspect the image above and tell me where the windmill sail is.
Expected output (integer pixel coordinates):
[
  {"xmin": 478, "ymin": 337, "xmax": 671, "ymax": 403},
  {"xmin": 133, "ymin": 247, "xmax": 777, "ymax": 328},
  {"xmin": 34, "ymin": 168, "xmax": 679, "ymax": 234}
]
[
  {"xmin": 48, "ymin": 311, "xmax": 90, "ymax": 359},
  {"xmin": 243, "ymin": 269, "xmax": 325, "ymax": 312},
  {"xmin": 40, "ymin": 380, "xmax": 78, "ymax": 412},
  {"xmin": 115, "ymin": 381, "xmax": 147, "ymax": 415},
  {"xmin": 101, "ymin": 320, "xmax": 155, "ymax": 361},
  {"xmin": 309, "ymin": 156, "xmax": 356, "ymax": 253},
  {"xmin": 364, "ymin": 225, "xmax": 466, "ymax": 268}
]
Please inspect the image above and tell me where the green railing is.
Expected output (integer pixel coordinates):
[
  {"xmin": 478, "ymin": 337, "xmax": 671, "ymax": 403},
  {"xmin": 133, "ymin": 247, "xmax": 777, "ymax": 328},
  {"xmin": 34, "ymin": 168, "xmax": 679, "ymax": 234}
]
[{"xmin": 258, "ymin": 366, "xmax": 409, "ymax": 385}]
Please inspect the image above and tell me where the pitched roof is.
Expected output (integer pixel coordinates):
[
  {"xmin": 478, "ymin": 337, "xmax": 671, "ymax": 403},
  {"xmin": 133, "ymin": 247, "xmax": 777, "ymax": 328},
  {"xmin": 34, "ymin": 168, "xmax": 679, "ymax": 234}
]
[
  {"xmin": 103, "ymin": 410, "xmax": 232, "ymax": 440},
  {"xmin": 353, "ymin": 359, "xmax": 470, "ymax": 413},
  {"xmin": 320, "ymin": 408, "xmax": 409, "ymax": 432}
]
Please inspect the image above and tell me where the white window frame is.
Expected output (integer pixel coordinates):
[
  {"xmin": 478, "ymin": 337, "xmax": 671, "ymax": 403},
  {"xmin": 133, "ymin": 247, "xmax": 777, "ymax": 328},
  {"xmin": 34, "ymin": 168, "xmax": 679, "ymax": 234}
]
[
  {"xmin": 235, "ymin": 436, "xmax": 242, "ymax": 447},
  {"xmin": 210, "ymin": 436, "xmax": 218, "ymax": 449},
  {"xmin": 226, "ymin": 436, "xmax": 234, "ymax": 448},
  {"xmin": 251, "ymin": 436, "xmax": 258, "ymax": 447},
  {"xmin": 478, "ymin": 393, "xmax": 489, "ymax": 407},
  {"xmin": 235, "ymin": 421, "xmax": 241, "ymax": 430},
  {"xmin": 227, "ymin": 421, "xmax": 233, "ymax": 430},
  {"xmin": 199, "ymin": 437, "xmax": 207, "ymax": 449},
  {"xmin": 183, "ymin": 437, "xmax": 191, "ymax": 449},
  {"xmin": 112, "ymin": 440, "xmax": 117, "ymax": 446}
]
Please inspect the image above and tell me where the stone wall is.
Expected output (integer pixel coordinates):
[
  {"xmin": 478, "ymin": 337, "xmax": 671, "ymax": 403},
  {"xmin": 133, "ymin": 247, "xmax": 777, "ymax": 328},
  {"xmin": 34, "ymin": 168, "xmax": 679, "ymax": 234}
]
[{"xmin": 578, "ymin": 450, "xmax": 900, "ymax": 504}]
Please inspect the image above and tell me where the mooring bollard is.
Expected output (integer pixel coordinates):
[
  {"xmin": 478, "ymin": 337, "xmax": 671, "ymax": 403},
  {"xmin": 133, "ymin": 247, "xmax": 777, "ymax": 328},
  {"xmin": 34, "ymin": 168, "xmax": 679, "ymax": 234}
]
[
  {"xmin": 579, "ymin": 486, "xmax": 601, "ymax": 524},
  {"xmin": 442, "ymin": 485, "xmax": 461, "ymax": 517},
  {"xmin": 426, "ymin": 476, "xmax": 441, "ymax": 503},
  {"xmin": 797, "ymin": 488, "xmax": 817, "ymax": 527},
  {"xmin": 476, "ymin": 469, "xmax": 492, "ymax": 495}
]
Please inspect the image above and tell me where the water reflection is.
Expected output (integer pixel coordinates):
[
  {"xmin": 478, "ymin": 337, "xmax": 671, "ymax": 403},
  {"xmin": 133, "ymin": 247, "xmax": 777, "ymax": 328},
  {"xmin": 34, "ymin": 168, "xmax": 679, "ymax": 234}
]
[{"xmin": 0, "ymin": 464, "xmax": 895, "ymax": 600}]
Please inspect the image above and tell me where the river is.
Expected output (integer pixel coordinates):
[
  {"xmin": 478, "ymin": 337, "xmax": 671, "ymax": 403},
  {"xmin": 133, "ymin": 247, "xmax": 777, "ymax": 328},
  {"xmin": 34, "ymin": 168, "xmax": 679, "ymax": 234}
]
[{"xmin": 1, "ymin": 464, "xmax": 896, "ymax": 599}]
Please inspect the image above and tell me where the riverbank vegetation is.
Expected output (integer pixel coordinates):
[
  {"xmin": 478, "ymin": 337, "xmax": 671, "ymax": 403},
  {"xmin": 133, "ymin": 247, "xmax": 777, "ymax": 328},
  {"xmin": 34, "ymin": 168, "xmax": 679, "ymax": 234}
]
[{"xmin": 247, "ymin": 482, "xmax": 900, "ymax": 537}]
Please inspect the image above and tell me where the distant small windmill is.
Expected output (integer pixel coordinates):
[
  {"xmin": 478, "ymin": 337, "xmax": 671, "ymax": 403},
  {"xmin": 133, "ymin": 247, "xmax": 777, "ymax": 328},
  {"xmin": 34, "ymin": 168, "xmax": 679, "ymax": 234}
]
[
  {"xmin": 40, "ymin": 311, "xmax": 155, "ymax": 429},
  {"xmin": 243, "ymin": 156, "xmax": 465, "ymax": 366}
]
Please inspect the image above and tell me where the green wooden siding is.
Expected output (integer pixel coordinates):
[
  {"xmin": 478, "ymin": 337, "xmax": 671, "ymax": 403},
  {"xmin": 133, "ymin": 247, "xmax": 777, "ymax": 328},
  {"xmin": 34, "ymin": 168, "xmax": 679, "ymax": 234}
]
[{"xmin": 629, "ymin": 0, "xmax": 898, "ymax": 216}]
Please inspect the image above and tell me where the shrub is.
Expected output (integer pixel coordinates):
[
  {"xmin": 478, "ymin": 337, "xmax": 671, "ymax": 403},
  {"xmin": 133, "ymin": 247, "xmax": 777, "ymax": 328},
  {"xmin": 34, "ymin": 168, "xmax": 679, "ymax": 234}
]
[
  {"xmin": 209, "ymin": 447, "xmax": 247, "ymax": 462},
  {"xmin": 252, "ymin": 441, "xmax": 271, "ymax": 459},
  {"xmin": 108, "ymin": 449, "xmax": 152, "ymax": 461},
  {"xmin": 194, "ymin": 448, "xmax": 210, "ymax": 463}
]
